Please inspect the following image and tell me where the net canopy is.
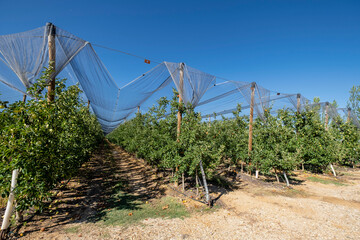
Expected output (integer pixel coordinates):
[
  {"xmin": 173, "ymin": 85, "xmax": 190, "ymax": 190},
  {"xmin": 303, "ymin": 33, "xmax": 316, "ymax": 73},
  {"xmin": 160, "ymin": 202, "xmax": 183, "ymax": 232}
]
[{"xmin": 0, "ymin": 23, "xmax": 358, "ymax": 133}]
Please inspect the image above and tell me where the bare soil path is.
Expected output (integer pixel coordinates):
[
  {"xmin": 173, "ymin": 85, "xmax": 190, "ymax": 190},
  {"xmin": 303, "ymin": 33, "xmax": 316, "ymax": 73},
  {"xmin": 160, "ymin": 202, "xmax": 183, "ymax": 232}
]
[{"xmin": 4, "ymin": 142, "xmax": 360, "ymax": 240}]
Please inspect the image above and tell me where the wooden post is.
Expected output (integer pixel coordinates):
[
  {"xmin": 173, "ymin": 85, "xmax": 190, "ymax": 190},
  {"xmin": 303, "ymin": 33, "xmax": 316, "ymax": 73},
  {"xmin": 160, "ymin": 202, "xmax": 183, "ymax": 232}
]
[
  {"xmin": 347, "ymin": 108, "xmax": 351, "ymax": 123},
  {"xmin": 296, "ymin": 93, "xmax": 301, "ymax": 114},
  {"xmin": 248, "ymin": 82, "xmax": 256, "ymax": 156},
  {"xmin": 47, "ymin": 23, "xmax": 56, "ymax": 103},
  {"xmin": 296, "ymin": 94, "xmax": 304, "ymax": 170},
  {"xmin": 87, "ymin": 100, "xmax": 90, "ymax": 108},
  {"xmin": 324, "ymin": 102, "xmax": 336, "ymax": 176},
  {"xmin": 325, "ymin": 102, "xmax": 329, "ymax": 131},
  {"xmin": 175, "ymin": 63, "xmax": 185, "ymax": 187},
  {"xmin": 137, "ymin": 106, "xmax": 140, "ymax": 114},
  {"xmin": 22, "ymin": 94, "xmax": 27, "ymax": 103},
  {"xmin": 177, "ymin": 63, "xmax": 184, "ymax": 140}
]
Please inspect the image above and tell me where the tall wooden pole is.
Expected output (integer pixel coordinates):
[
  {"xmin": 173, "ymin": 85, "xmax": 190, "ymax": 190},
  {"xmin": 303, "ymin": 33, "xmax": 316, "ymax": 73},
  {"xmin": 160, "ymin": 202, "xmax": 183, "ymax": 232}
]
[
  {"xmin": 296, "ymin": 93, "xmax": 301, "ymax": 114},
  {"xmin": 325, "ymin": 102, "xmax": 329, "ymax": 131},
  {"xmin": 47, "ymin": 23, "xmax": 56, "ymax": 103},
  {"xmin": 177, "ymin": 63, "xmax": 184, "ymax": 140},
  {"xmin": 324, "ymin": 102, "xmax": 336, "ymax": 176},
  {"xmin": 137, "ymin": 106, "xmax": 140, "ymax": 114},
  {"xmin": 347, "ymin": 108, "xmax": 351, "ymax": 123},
  {"xmin": 248, "ymin": 82, "xmax": 256, "ymax": 155},
  {"xmin": 175, "ymin": 63, "xmax": 185, "ymax": 188}
]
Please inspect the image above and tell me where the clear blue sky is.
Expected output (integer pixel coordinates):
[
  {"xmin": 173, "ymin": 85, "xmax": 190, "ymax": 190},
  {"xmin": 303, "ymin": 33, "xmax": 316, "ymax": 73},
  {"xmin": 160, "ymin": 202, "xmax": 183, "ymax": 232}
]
[{"xmin": 1, "ymin": 0, "xmax": 359, "ymax": 108}]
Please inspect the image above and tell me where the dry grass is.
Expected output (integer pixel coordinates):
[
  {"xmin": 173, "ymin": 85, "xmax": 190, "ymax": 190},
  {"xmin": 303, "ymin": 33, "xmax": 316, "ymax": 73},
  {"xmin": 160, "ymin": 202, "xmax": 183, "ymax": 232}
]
[{"xmin": 0, "ymin": 197, "xmax": 7, "ymax": 208}]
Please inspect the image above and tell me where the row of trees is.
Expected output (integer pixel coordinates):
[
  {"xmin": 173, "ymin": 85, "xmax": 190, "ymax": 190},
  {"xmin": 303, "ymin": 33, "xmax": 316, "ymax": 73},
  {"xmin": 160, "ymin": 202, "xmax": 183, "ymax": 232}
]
[
  {"xmin": 0, "ymin": 69, "xmax": 103, "ymax": 213},
  {"xmin": 107, "ymin": 90, "xmax": 360, "ymax": 187}
]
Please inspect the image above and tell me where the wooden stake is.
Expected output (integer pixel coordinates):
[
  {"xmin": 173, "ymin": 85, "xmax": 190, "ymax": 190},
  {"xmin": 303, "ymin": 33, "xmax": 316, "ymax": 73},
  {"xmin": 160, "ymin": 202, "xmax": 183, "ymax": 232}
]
[
  {"xmin": 347, "ymin": 108, "xmax": 351, "ymax": 123},
  {"xmin": 22, "ymin": 94, "xmax": 27, "ymax": 103},
  {"xmin": 137, "ymin": 106, "xmax": 140, "ymax": 114},
  {"xmin": 296, "ymin": 93, "xmax": 301, "ymax": 114},
  {"xmin": 47, "ymin": 23, "xmax": 56, "ymax": 103},
  {"xmin": 175, "ymin": 63, "xmax": 185, "ymax": 187},
  {"xmin": 248, "ymin": 82, "xmax": 256, "ymax": 156},
  {"xmin": 87, "ymin": 100, "xmax": 90, "ymax": 108},
  {"xmin": 325, "ymin": 102, "xmax": 329, "ymax": 131}
]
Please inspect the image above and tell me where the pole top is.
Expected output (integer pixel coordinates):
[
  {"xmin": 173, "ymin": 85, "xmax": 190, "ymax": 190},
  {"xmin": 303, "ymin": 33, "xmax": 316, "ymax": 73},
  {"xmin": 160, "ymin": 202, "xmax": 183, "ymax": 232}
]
[
  {"xmin": 46, "ymin": 22, "xmax": 56, "ymax": 36},
  {"xmin": 348, "ymin": 107, "xmax": 351, "ymax": 111},
  {"xmin": 251, "ymin": 82, "xmax": 256, "ymax": 88},
  {"xmin": 297, "ymin": 93, "xmax": 301, "ymax": 98}
]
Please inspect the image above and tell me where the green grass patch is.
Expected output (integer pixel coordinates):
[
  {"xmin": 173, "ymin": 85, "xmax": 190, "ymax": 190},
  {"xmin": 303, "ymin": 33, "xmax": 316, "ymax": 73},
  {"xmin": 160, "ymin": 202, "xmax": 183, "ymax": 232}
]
[
  {"xmin": 64, "ymin": 226, "xmax": 80, "ymax": 233},
  {"xmin": 307, "ymin": 176, "xmax": 347, "ymax": 186},
  {"xmin": 101, "ymin": 196, "xmax": 189, "ymax": 226},
  {"xmin": 98, "ymin": 180, "xmax": 189, "ymax": 226}
]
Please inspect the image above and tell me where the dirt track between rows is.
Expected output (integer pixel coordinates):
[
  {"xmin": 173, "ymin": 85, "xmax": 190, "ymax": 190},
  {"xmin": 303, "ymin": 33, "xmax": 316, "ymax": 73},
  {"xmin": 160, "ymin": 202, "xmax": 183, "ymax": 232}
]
[{"xmin": 8, "ymin": 142, "xmax": 360, "ymax": 240}]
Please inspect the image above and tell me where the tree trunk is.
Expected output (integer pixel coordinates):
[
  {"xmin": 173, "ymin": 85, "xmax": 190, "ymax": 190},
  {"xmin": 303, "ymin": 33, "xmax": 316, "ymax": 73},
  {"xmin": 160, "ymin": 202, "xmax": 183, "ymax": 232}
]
[
  {"xmin": 330, "ymin": 163, "xmax": 337, "ymax": 177},
  {"xmin": 16, "ymin": 209, "xmax": 23, "ymax": 225},
  {"xmin": 195, "ymin": 169, "xmax": 199, "ymax": 196},
  {"xmin": 174, "ymin": 167, "xmax": 178, "ymax": 187},
  {"xmin": 182, "ymin": 172, "xmax": 185, "ymax": 192},
  {"xmin": 199, "ymin": 160, "xmax": 210, "ymax": 205},
  {"xmin": 283, "ymin": 171, "xmax": 290, "ymax": 187},
  {"xmin": 275, "ymin": 169, "xmax": 280, "ymax": 183}
]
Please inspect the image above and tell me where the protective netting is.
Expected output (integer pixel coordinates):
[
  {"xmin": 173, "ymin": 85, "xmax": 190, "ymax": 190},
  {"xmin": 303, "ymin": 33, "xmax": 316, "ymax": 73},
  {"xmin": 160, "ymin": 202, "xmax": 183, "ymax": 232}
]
[{"xmin": 1, "ymin": 23, "xmax": 359, "ymax": 133}]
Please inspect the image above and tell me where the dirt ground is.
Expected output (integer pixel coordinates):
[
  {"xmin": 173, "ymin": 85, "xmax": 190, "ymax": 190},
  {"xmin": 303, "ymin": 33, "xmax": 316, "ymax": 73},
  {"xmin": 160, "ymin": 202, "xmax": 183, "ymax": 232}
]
[{"xmin": 3, "ymin": 141, "xmax": 360, "ymax": 240}]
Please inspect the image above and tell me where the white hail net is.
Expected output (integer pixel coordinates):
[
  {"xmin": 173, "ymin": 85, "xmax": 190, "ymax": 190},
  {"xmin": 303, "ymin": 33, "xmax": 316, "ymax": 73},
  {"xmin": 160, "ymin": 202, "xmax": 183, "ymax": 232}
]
[{"xmin": 0, "ymin": 23, "xmax": 359, "ymax": 133}]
